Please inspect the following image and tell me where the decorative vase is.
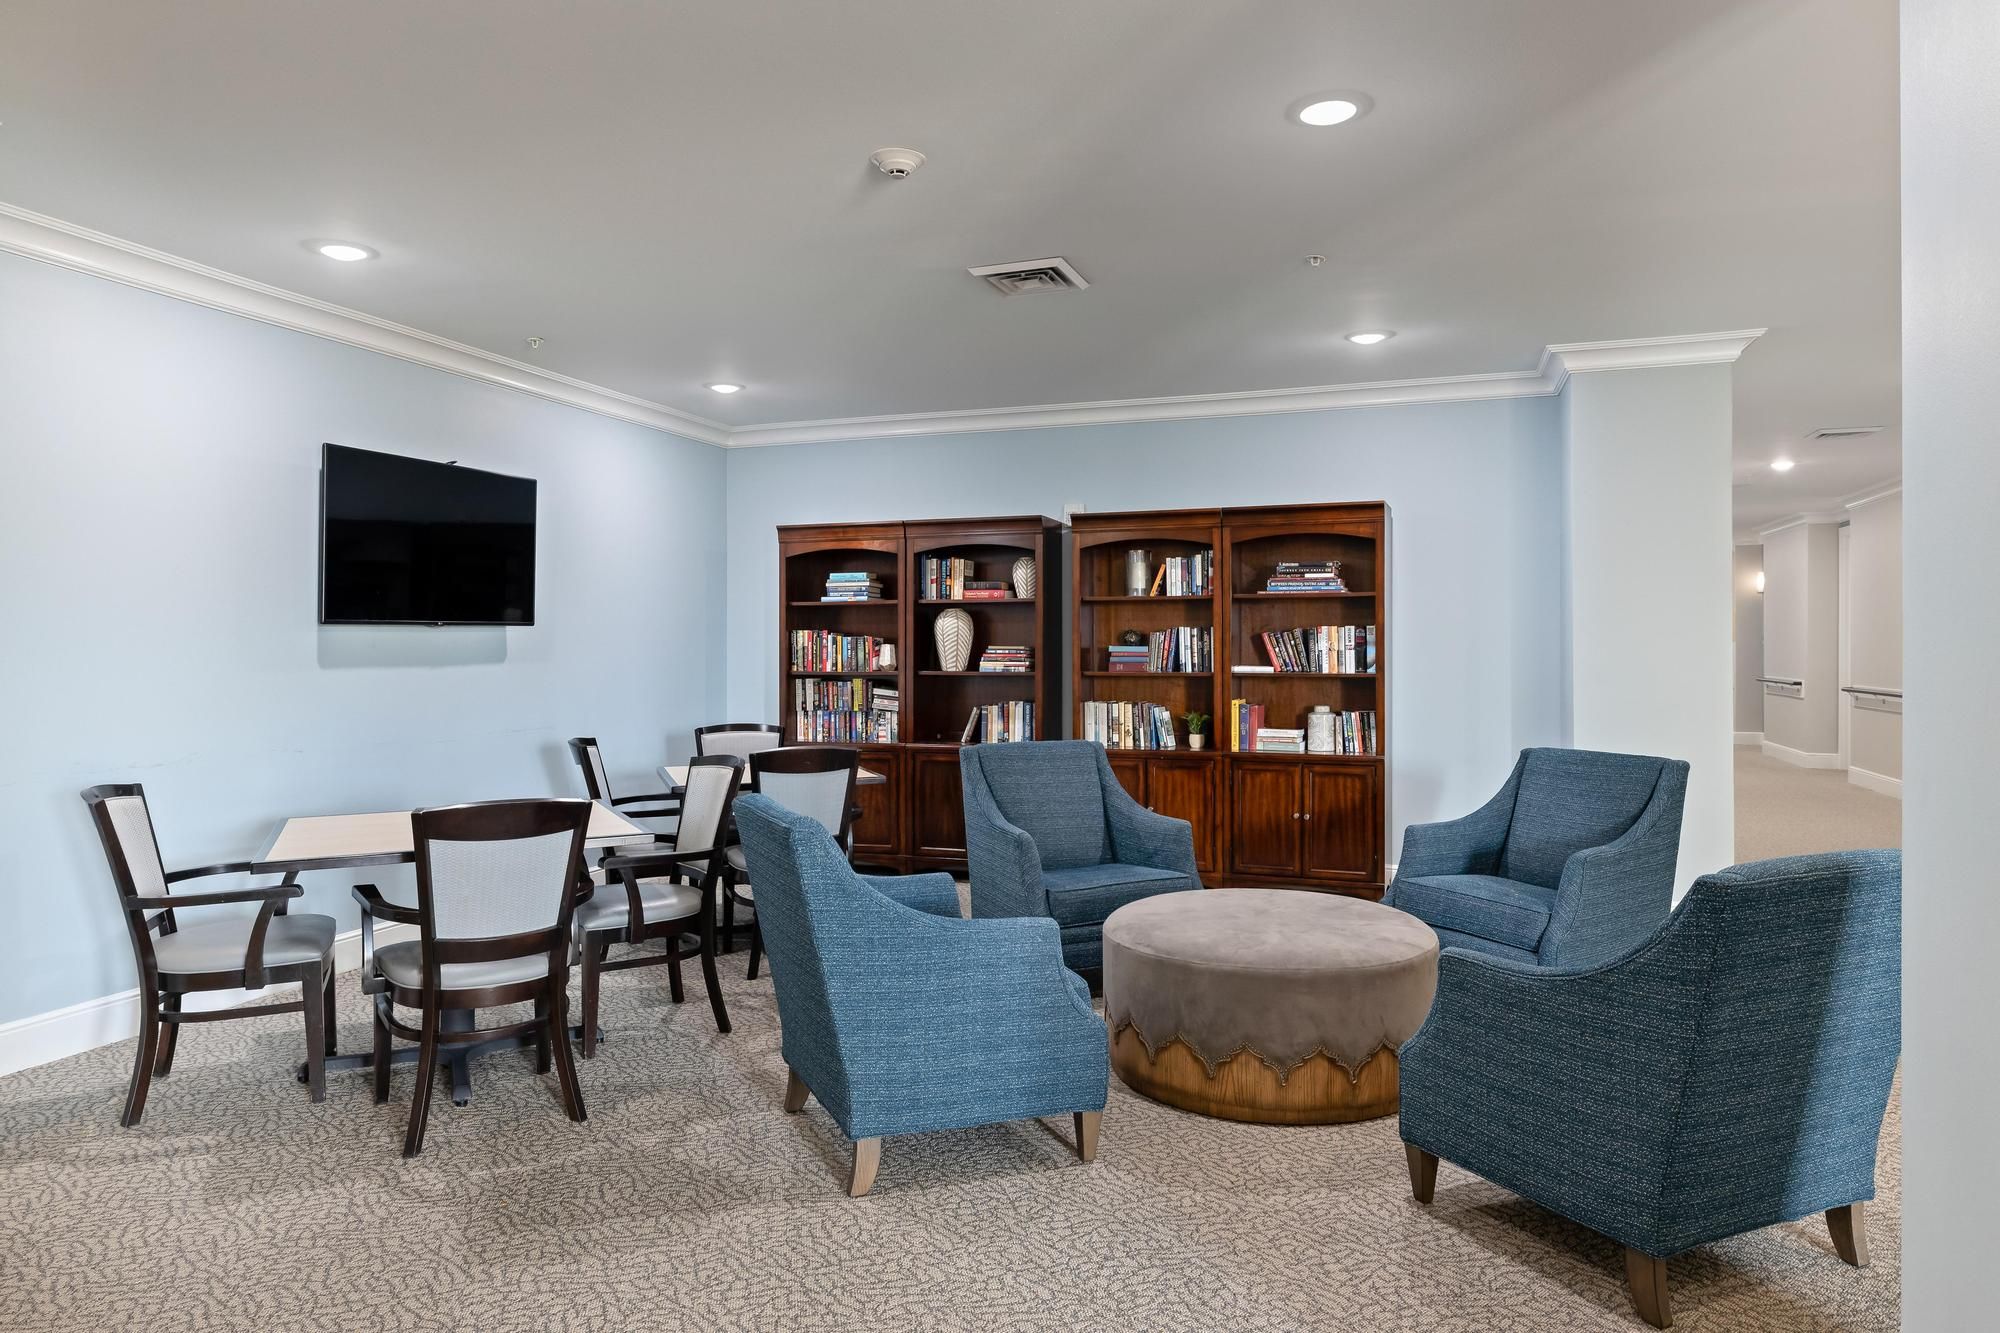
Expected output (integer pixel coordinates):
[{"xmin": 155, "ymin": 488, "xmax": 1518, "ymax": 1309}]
[
  {"xmin": 1188, "ymin": 731, "xmax": 1207, "ymax": 751},
  {"xmin": 1307, "ymin": 704, "xmax": 1338, "ymax": 754},
  {"xmin": 1125, "ymin": 549, "xmax": 1152, "ymax": 596},
  {"xmin": 934, "ymin": 607, "xmax": 974, "ymax": 673},
  {"xmin": 1011, "ymin": 556, "xmax": 1037, "ymax": 600}
]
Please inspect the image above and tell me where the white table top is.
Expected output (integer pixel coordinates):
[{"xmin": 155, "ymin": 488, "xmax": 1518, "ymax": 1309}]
[
  {"xmin": 259, "ymin": 802, "xmax": 648, "ymax": 869},
  {"xmin": 660, "ymin": 763, "xmax": 886, "ymax": 789}
]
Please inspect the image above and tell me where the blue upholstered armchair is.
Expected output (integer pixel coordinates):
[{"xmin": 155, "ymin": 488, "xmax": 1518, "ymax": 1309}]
[
  {"xmin": 1385, "ymin": 747, "xmax": 1689, "ymax": 968},
  {"xmin": 960, "ymin": 741, "xmax": 1201, "ymax": 973},
  {"xmin": 1399, "ymin": 850, "xmax": 1900, "ymax": 1329},
  {"xmin": 732, "ymin": 794, "xmax": 1109, "ymax": 1196}
]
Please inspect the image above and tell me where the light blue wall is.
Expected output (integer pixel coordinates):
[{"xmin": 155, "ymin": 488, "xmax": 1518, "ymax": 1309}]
[
  {"xmin": 724, "ymin": 399, "xmax": 1568, "ymax": 849},
  {"xmin": 0, "ymin": 252, "xmax": 726, "ymax": 1026}
]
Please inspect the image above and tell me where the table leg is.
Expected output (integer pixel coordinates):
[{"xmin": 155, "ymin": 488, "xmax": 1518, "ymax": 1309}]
[{"xmin": 443, "ymin": 1009, "xmax": 475, "ymax": 1107}]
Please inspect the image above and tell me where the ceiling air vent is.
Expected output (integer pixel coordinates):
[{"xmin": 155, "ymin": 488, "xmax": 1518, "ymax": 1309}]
[
  {"xmin": 968, "ymin": 257, "xmax": 1089, "ymax": 295},
  {"xmin": 1808, "ymin": 426, "xmax": 1885, "ymax": 440}
]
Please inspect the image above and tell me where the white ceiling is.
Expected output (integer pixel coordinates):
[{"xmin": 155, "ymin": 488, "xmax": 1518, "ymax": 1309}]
[{"xmin": 0, "ymin": 0, "xmax": 1898, "ymax": 532}]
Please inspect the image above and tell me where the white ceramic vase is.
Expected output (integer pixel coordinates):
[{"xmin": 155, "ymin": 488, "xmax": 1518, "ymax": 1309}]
[
  {"xmin": 935, "ymin": 607, "xmax": 974, "ymax": 673},
  {"xmin": 1011, "ymin": 556, "xmax": 1037, "ymax": 600}
]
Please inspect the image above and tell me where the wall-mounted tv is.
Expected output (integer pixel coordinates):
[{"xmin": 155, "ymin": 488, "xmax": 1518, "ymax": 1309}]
[{"xmin": 319, "ymin": 444, "xmax": 537, "ymax": 626}]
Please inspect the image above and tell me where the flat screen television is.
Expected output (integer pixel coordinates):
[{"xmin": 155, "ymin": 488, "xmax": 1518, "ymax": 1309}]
[{"xmin": 319, "ymin": 444, "xmax": 537, "ymax": 625}]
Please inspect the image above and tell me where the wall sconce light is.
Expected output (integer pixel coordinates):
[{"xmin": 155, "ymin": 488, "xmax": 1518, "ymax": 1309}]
[{"xmin": 1754, "ymin": 570, "xmax": 1765, "ymax": 594}]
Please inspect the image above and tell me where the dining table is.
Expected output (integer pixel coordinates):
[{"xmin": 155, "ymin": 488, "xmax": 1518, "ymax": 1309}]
[
  {"xmin": 253, "ymin": 801, "xmax": 652, "ymax": 1107},
  {"xmin": 658, "ymin": 762, "xmax": 887, "ymax": 791}
]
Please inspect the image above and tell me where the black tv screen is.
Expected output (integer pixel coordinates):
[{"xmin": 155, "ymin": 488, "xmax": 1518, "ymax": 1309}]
[{"xmin": 319, "ymin": 444, "xmax": 537, "ymax": 625}]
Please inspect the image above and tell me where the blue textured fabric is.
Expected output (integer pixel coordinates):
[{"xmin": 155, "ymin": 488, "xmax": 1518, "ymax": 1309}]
[
  {"xmin": 1399, "ymin": 850, "xmax": 1901, "ymax": 1258},
  {"xmin": 1385, "ymin": 747, "xmax": 1687, "ymax": 968},
  {"xmin": 1430, "ymin": 924, "xmax": 1537, "ymax": 964},
  {"xmin": 858, "ymin": 871, "xmax": 960, "ymax": 919},
  {"xmin": 961, "ymin": 742, "xmax": 1200, "ymax": 971},
  {"xmin": 732, "ymin": 795, "xmax": 1108, "ymax": 1144},
  {"xmin": 1043, "ymin": 864, "xmax": 1190, "ymax": 929},
  {"xmin": 1392, "ymin": 874, "xmax": 1554, "ymax": 953}
]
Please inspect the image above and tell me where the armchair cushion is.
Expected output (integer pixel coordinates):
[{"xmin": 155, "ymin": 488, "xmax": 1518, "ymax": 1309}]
[
  {"xmin": 1043, "ymin": 863, "xmax": 1192, "ymax": 929},
  {"xmin": 1393, "ymin": 874, "xmax": 1554, "ymax": 954},
  {"xmin": 967, "ymin": 741, "xmax": 1110, "ymax": 870},
  {"xmin": 575, "ymin": 879, "xmax": 703, "ymax": 932},
  {"xmin": 375, "ymin": 941, "xmax": 551, "ymax": 991},
  {"xmin": 1500, "ymin": 748, "xmax": 1669, "ymax": 889},
  {"xmin": 153, "ymin": 913, "xmax": 335, "ymax": 975}
]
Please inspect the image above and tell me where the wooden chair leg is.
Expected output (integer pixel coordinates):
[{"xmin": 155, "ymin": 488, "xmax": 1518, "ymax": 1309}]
[
  {"xmin": 533, "ymin": 995, "xmax": 552, "ymax": 1074},
  {"xmin": 547, "ymin": 988, "xmax": 588, "ymax": 1124},
  {"xmin": 1405, "ymin": 1144, "xmax": 1438, "ymax": 1204},
  {"xmin": 699, "ymin": 903, "xmax": 731, "ymax": 1034},
  {"xmin": 152, "ymin": 994, "xmax": 181, "ymax": 1077},
  {"xmin": 403, "ymin": 1007, "xmax": 439, "ymax": 1157},
  {"xmin": 579, "ymin": 934, "xmax": 602, "ymax": 1060},
  {"xmin": 747, "ymin": 922, "xmax": 764, "ymax": 981},
  {"xmin": 300, "ymin": 963, "xmax": 327, "ymax": 1104},
  {"xmin": 1074, "ymin": 1110, "xmax": 1101, "ymax": 1162},
  {"xmin": 783, "ymin": 1067, "xmax": 810, "ymax": 1113},
  {"xmin": 371, "ymin": 997, "xmax": 393, "ymax": 1103},
  {"xmin": 722, "ymin": 892, "xmax": 736, "ymax": 953},
  {"xmin": 666, "ymin": 934, "xmax": 686, "ymax": 1003},
  {"xmin": 1624, "ymin": 1249, "xmax": 1673, "ymax": 1329},
  {"xmin": 323, "ymin": 967, "xmax": 338, "ymax": 1057},
  {"xmin": 1827, "ymin": 1202, "xmax": 1869, "ymax": 1267},
  {"xmin": 121, "ymin": 1003, "xmax": 161, "ymax": 1128},
  {"xmin": 848, "ymin": 1137, "xmax": 881, "ymax": 1197}
]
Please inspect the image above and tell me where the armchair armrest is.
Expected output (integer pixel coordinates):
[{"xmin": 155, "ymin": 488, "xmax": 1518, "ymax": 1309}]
[
  {"xmin": 351, "ymin": 884, "xmax": 417, "ymax": 993},
  {"xmin": 1388, "ymin": 759, "xmax": 1522, "ymax": 887},
  {"xmin": 140, "ymin": 883, "xmax": 303, "ymax": 911},
  {"xmin": 611, "ymin": 791, "xmax": 680, "ymax": 807},
  {"xmin": 1540, "ymin": 764, "xmax": 1686, "ymax": 968},
  {"xmin": 165, "ymin": 860, "xmax": 261, "ymax": 883},
  {"xmin": 859, "ymin": 870, "xmax": 960, "ymax": 919},
  {"xmin": 960, "ymin": 771, "xmax": 1046, "ymax": 919},
  {"xmin": 1103, "ymin": 780, "xmax": 1198, "ymax": 880},
  {"xmin": 134, "ymin": 882, "xmax": 304, "ymax": 988}
]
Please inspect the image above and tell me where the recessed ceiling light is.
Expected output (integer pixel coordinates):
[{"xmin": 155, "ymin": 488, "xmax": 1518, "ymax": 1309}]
[
  {"xmin": 706, "ymin": 382, "xmax": 743, "ymax": 394},
  {"xmin": 1290, "ymin": 92, "xmax": 1372, "ymax": 127},
  {"xmin": 1346, "ymin": 330, "xmax": 1395, "ymax": 346},
  {"xmin": 1770, "ymin": 458, "xmax": 1796, "ymax": 472},
  {"xmin": 310, "ymin": 240, "xmax": 376, "ymax": 262}
]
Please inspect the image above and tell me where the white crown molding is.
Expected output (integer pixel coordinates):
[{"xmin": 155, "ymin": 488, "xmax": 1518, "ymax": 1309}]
[
  {"xmin": 0, "ymin": 202, "xmax": 732, "ymax": 447},
  {"xmin": 1536, "ymin": 328, "xmax": 1767, "ymax": 390},
  {"xmin": 1757, "ymin": 510, "xmax": 1848, "ymax": 537},
  {"xmin": 1842, "ymin": 480, "xmax": 1903, "ymax": 510}
]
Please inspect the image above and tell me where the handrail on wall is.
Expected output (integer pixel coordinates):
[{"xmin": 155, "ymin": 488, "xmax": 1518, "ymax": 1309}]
[
  {"xmin": 1757, "ymin": 676, "xmax": 1805, "ymax": 688},
  {"xmin": 1840, "ymin": 686, "xmax": 1904, "ymax": 698}
]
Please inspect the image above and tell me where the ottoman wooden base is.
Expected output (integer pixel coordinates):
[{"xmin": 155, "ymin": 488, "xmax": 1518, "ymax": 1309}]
[{"xmin": 1110, "ymin": 1025, "xmax": 1401, "ymax": 1125}]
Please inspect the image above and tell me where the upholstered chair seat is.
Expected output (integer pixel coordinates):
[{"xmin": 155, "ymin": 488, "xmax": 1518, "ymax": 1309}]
[
  {"xmin": 574, "ymin": 879, "xmax": 704, "ymax": 932},
  {"xmin": 152, "ymin": 913, "xmax": 337, "ymax": 974},
  {"xmin": 1041, "ymin": 864, "xmax": 1190, "ymax": 929},
  {"xmin": 374, "ymin": 941, "xmax": 554, "ymax": 991}
]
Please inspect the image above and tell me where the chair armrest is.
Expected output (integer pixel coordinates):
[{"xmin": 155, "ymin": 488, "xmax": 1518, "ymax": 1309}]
[
  {"xmin": 859, "ymin": 871, "xmax": 960, "ymax": 919},
  {"xmin": 1540, "ymin": 765, "xmax": 1686, "ymax": 968},
  {"xmin": 960, "ymin": 771, "xmax": 1047, "ymax": 918},
  {"xmin": 351, "ymin": 883, "xmax": 420, "ymax": 926},
  {"xmin": 1103, "ymin": 781, "xmax": 1199, "ymax": 880},
  {"xmin": 139, "ymin": 883, "xmax": 301, "ymax": 911},
  {"xmin": 164, "ymin": 860, "xmax": 261, "ymax": 883},
  {"xmin": 1387, "ymin": 762, "xmax": 1522, "ymax": 888},
  {"xmin": 846, "ymin": 907, "xmax": 1103, "ymax": 1039}
]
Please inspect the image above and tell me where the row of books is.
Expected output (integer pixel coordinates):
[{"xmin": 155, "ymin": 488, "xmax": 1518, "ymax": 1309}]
[
  {"xmin": 1314, "ymin": 709, "xmax": 1379, "ymax": 756},
  {"xmin": 789, "ymin": 630, "xmax": 895, "ymax": 673},
  {"xmin": 1081, "ymin": 700, "xmax": 1180, "ymax": 750},
  {"xmin": 921, "ymin": 556, "xmax": 1012, "ymax": 601},
  {"xmin": 1146, "ymin": 548, "xmax": 1213, "ymax": 597},
  {"xmin": 1264, "ymin": 559, "xmax": 1346, "ymax": 593},
  {"xmin": 1103, "ymin": 625, "xmax": 1213, "ymax": 673},
  {"xmin": 1226, "ymin": 699, "xmax": 1379, "ymax": 754},
  {"xmin": 978, "ymin": 646, "xmax": 1032, "ymax": 673},
  {"xmin": 793, "ymin": 677, "xmax": 892, "ymax": 715},
  {"xmin": 962, "ymin": 701, "xmax": 1033, "ymax": 743},
  {"xmin": 821, "ymin": 571, "xmax": 886, "ymax": 603},
  {"xmin": 1246, "ymin": 624, "xmax": 1377, "ymax": 674},
  {"xmin": 794, "ymin": 691, "xmax": 899, "ymax": 745}
]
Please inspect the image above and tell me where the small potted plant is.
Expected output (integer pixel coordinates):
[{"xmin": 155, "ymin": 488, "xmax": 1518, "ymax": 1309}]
[{"xmin": 1182, "ymin": 711, "xmax": 1210, "ymax": 750}]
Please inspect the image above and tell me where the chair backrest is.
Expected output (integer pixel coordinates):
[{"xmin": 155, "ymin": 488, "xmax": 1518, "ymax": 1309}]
[
  {"xmin": 82, "ymin": 783, "xmax": 172, "ymax": 973},
  {"xmin": 1499, "ymin": 748, "xmax": 1683, "ymax": 888},
  {"xmin": 1662, "ymin": 849, "xmax": 1900, "ymax": 1239},
  {"xmin": 409, "ymin": 799, "xmax": 591, "ymax": 989},
  {"xmin": 674, "ymin": 754, "xmax": 744, "ymax": 857},
  {"xmin": 962, "ymin": 740, "xmax": 1110, "ymax": 869},
  {"xmin": 752, "ymin": 747, "xmax": 859, "ymax": 850},
  {"xmin": 567, "ymin": 737, "xmax": 613, "ymax": 803},
  {"xmin": 695, "ymin": 722, "xmax": 784, "ymax": 761}
]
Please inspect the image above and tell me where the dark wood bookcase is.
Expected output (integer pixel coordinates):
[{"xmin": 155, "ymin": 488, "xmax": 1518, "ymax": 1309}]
[
  {"xmin": 776, "ymin": 515, "xmax": 1061, "ymax": 874},
  {"xmin": 1071, "ymin": 502, "xmax": 1389, "ymax": 895}
]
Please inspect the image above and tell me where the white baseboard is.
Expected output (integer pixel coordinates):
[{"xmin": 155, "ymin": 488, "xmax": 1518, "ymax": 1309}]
[
  {"xmin": 1734, "ymin": 731, "xmax": 1764, "ymax": 746},
  {"xmin": 1848, "ymin": 767, "xmax": 1904, "ymax": 799},
  {"xmin": 1761, "ymin": 739, "xmax": 1845, "ymax": 769},
  {"xmin": 0, "ymin": 921, "xmax": 417, "ymax": 1078}
]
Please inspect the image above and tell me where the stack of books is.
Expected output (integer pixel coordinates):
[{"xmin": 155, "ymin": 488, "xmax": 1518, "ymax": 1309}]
[
  {"xmin": 790, "ymin": 630, "xmax": 895, "ymax": 673},
  {"xmin": 869, "ymin": 687, "xmax": 900, "ymax": 744},
  {"xmin": 1146, "ymin": 548, "xmax": 1213, "ymax": 596},
  {"xmin": 962, "ymin": 701, "xmax": 1033, "ymax": 742},
  {"xmin": 1104, "ymin": 644, "xmax": 1152, "ymax": 673},
  {"xmin": 1082, "ymin": 700, "xmax": 1179, "ymax": 750},
  {"xmin": 1253, "ymin": 727, "xmax": 1307, "ymax": 754},
  {"xmin": 793, "ymin": 678, "xmax": 897, "ymax": 743},
  {"xmin": 1253, "ymin": 624, "xmax": 1376, "ymax": 673},
  {"xmin": 1313, "ymin": 710, "xmax": 1378, "ymax": 756},
  {"xmin": 1264, "ymin": 560, "xmax": 1346, "ymax": 593},
  {"xmin": 822, "ymin": 571, "xmax": 885, "ymax": 602},
  {"xmin": 978, "ymin": 646, "xmax": 1032, "ymax": 673},
  {"xmin": 961, "ymin": 581, "xmax": 1013, "ymax": 601},
  {"xmin": 920, "ymin": 555, "xmax": 1008, "ymax": 600}
]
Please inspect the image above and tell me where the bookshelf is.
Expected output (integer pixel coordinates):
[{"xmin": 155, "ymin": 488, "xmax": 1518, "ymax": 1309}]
[
  {"xmin": 776, "ymin": 515, "xmax": 1061, "ymax": 874},
  {"xmin": 1071, "ymin": 502, "xmax": 1389, "ymax": 895}
]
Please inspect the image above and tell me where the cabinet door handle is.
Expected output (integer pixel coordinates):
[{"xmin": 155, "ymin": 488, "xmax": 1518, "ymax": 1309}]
[
  {"xmin": 1303, "ymin": 812, "xmax": 1312, "ymax": 821},
  {"xmin": 1292, "ymin": 811, "xmax": 1300, "ymax": 820}
]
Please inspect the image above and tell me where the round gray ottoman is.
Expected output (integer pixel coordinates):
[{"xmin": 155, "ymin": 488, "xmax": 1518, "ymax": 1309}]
[{"xmin": 1102, "ymin": 889, "xmax": 1439, "ymax": 1123}]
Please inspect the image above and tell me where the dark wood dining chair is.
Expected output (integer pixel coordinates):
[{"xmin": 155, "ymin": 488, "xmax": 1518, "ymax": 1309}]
[
  {"xmin": 81, "ymin": 784, "xmax": 338, "ymax": 1127},
  {"xmin": 363, "ymin": 798, "xmax": 592, "ymax": 1157},
  {"xmin": 693, "ymin": 722, "xmax": 784, "ymax": 761},
  {"xmin": 734, "ymin": 747, "xmax": 861, "ymax": 980},
  {"xmin": 576, "ymin": 754, "xmax": 745, "ymax": 1053},
  {"xmin": 568, "ymin": 736, "xmax": 680, "ymax": 848}
]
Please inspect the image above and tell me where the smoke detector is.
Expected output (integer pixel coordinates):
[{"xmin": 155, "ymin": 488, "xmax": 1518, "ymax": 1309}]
[
  {"xmin": 1808, "ymin": 426, "xmax": 1885, "ymax": 440},
  {"xmin": 870, "ymin": 147, "xmax": 926, "ymax": 179},
  {"xmin": 967, "ymin": 257, "xmax": 1090, "ymax": 295}
]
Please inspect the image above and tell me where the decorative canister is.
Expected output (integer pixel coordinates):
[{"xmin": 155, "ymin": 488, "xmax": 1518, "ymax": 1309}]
[
  {"xmin": 1307, "ymin": 705, "xmax": 1339, "ymax": 754},
  {"xmin": 934, "ymin": 607, "xmax": 974, "ymax": 673},
  {"xmin": 1011, "ymin": 555, "xmax": 1037, "ymax": 600},
  {"xmin": 1125, "ymin": 549, "xmax": 1153, "ymax": 596}
]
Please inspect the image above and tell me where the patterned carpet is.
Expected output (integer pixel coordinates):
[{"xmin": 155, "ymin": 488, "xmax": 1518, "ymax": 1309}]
[{"xmin": 0, "ymin": 957, "xmax": 1898, "ymax": 1333}]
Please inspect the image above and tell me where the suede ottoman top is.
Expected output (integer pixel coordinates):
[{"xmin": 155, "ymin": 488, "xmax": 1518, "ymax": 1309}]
[{"xmin": 1101, "ymin": 889, "xmax": 1439, "ymax": 1077}]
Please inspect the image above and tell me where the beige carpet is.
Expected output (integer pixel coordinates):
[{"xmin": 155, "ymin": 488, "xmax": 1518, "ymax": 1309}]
[
  {"xmin": 0, "ymin": 956, "xmax": 1898, "ymax": 1332},
  {"xmin": 1735, "ymin": 746, "xmax": 1902, "ymax": 862}
]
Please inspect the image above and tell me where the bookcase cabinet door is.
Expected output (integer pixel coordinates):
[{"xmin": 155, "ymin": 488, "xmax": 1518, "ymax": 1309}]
[
  {"xmin": 1145, "ymin": 756, "xmax": 1219, "ymax": 878},
  {"xmin": 849, "ymin": 748, "xmax": 903, "ymax": 864},
  {"xmin": 1228, "ymin": 761, "xmax": 1301, "ymax": 878},
  {"xmin": 908, "ymin": 747, "xmax": 969, "ymax": 860},
  {"xmin": 1105, "ymin": 754, "xmax": 1146, "ymax": 804},
  {"xmin": 1300, "ymin": 764, "xmax": 1382, "ymax": 884}
]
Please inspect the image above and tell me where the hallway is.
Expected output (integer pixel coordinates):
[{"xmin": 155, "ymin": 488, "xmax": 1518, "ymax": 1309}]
[{"xmin": 1735, "ymin": 745, "xmax": 1902, "ymax": 862}]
